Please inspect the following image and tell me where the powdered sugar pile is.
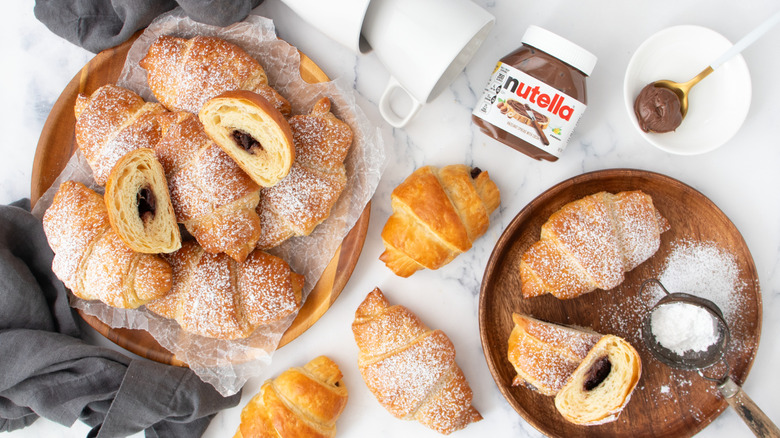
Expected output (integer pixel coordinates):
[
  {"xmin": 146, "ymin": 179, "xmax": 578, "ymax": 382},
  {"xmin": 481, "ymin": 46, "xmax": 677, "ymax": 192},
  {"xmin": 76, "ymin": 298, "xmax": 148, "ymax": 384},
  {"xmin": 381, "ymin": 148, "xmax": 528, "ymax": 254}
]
[{"xmin": 650, "ymin": 302, "xmax": 719, "ymax": 355}]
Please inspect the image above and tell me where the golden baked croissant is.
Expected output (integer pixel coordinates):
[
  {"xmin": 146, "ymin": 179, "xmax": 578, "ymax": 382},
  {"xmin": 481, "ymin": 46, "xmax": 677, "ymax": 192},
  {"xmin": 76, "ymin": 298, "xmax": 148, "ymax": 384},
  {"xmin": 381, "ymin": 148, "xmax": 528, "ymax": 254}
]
[
  {"xmin": 380, "ymin": 164, "xmax": 500, "ymax": 277},
  {"xmin": 554, "ymin": 335, "xmax": 642, "ymax": 426},
  {"xmin": 352, "ymin": 288, "xmax": 482, "ymax": 434},
  {"xmin": 74, "ymin": 84, "xmax": 168, "ymax": 185},
  {"xmin": 140, "ymin": 35, "xmax": 291, "ymax": 116},
  {"xmin": 154, "ymin": 111, "xmax": 262, "ymax": 262},
  {"xmin": 254, "ymin": 97, "xmax": 352, "ymax": 250},
  {"xmin": 104, "ymin": 147, "xmax": 181, "ymax": 253},
  {"xmin": 234, "ymin": 356, "xmax": 348, "ymax": 438},
  {"xmin": 520, "ymin": 190, "xmax": 670, "ymax": 299},
  {"xmin": 507, "ymin": 313, "xmax": 602, "ymax": 396},
  {"xmin": 146, "ymin": 240, "xmax": 303, "ymax": 340},
  {"xmin": 199, "ymin": 90, "xmax": 295, "ymax": 188},
  {"xmin": 42, "ymin": 181, "xmax": 172, "ymax": 308}
]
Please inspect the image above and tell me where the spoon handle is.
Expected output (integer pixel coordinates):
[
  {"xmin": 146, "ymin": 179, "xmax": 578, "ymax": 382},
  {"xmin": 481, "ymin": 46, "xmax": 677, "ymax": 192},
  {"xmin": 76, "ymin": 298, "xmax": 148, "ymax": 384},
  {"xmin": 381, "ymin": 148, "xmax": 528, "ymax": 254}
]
[
  {"xmin": 711, "ymin": 10, "xmax": 780, "ymax": 70},
  {"xmin": 719, "ymin": 377, "xmax": 780, "ymax": 438}
]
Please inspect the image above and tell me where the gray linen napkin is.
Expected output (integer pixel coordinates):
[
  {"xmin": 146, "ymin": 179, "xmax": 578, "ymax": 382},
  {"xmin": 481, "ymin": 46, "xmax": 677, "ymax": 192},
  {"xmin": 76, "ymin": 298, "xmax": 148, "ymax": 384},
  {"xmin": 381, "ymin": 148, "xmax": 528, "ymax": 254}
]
[
  {"xmin": 0, "ymin": 199, "xmax": 240, "ymax": 438},
  {"xmin": 34, "ymin": 0, "xmax": 264, "ymax": 53}
]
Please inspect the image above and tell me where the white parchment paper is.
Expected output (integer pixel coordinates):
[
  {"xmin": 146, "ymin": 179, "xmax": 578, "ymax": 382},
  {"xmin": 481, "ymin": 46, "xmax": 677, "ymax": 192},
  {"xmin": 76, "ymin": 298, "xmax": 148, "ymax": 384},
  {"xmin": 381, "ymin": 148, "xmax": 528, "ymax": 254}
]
[{"xmin": 32, "ymin": 9, "xmax": 385, "ymax": 396}]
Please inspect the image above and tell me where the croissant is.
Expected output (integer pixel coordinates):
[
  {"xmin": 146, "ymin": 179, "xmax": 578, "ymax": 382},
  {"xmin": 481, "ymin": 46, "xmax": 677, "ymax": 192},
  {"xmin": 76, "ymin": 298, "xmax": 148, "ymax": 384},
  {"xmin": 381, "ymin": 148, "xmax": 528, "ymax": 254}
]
[
  {"xmin": 140, "ymin": 35, "xmax": 291, "ymax": 116},
  {"xmin": 234, "ymin": 356, "xmax": 348, "ymax": 438},
  {"xmin": 154, "ymin": 111, "xmax": 262, "ymax": 262},
  {"xmin": 104, "ymin": 147, "xmax": 181, "ymax": 253},
  {"xmin": 380, "ymin": 164, "xmax": 500, "ymax": 277},
  {"xmin": 199, "ymin": 90, "xmax": 295, "ymax": 188},
  {"xmin": 520, "ymin": 190, "xmax": 670, "ymax": 299},
  {"xmin": 42, "ymin": 181, "xmax": 172, "ymax": 308},
  {"xmin": 352, "ymin": 288, "xmax": 482, "ymax": 434},
  {"xmin": 554, "ymin": 335, "xmax": 642, "ymax": 426},
  {"xmin": 74, "ymin": 84, "xmax": 168, "ymax": 185},
  {"xmin": 146, "ymin": 240, "xmax": 303, "ymax": 340},
  {"xmin": 507, "ymin": 313, "xmax": 602, "ymax": 396},
  {"xmin": 254, "ymin": 97, "xmax": 352, "ymax": 250}
]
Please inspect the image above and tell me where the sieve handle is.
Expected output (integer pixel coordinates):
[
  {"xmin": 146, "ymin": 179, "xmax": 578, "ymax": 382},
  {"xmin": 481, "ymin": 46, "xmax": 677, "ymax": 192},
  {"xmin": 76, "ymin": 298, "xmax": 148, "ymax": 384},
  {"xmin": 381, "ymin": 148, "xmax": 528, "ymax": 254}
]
[{"xmin": 719, "ymin": 377, "xmax": 780, "ymax": 437}]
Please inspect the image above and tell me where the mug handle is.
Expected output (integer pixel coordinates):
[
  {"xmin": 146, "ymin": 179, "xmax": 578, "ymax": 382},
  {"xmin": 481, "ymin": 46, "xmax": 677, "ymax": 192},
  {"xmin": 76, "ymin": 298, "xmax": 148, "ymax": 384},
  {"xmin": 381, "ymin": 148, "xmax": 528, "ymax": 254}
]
[{"xmin": 379, "ymin": 77, "xmax": 422, "ymax": 128}]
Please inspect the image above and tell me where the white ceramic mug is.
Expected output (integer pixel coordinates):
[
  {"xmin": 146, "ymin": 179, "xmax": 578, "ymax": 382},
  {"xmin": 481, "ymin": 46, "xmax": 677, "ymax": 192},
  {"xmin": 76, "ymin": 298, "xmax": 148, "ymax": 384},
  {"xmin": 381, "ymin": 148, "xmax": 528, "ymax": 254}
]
[
  {"xmin": 280, "ymin": 0, "xmax": 372, "ymax": 54},
  {"xmin": 361, "ymin": 0, "xmax": 495, "ymax": 127}
]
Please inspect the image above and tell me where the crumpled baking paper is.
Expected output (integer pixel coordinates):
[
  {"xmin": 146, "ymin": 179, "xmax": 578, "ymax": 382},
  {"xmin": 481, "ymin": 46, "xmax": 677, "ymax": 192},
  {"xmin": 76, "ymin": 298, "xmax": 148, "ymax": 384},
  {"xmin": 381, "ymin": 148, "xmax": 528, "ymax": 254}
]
[{"xmin": 32, "ymin": 9, "xmax": 385, "ymax": 396}]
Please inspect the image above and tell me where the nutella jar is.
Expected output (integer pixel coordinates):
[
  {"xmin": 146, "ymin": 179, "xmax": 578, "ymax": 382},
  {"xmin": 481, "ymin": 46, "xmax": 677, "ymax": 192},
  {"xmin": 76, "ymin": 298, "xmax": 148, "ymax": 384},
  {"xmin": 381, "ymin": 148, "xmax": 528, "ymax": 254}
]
[{"xmin": 472, "ymin": 26, "xmax": 597, "ymax": 161}]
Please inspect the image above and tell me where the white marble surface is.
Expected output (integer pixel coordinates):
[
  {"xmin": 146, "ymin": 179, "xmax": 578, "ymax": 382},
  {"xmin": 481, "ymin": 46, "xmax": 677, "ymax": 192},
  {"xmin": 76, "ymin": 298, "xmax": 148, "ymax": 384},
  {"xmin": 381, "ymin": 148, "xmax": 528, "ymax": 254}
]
[{"xmin": 3, "ymin": 0, "xmax": 780, "ymax": 437}]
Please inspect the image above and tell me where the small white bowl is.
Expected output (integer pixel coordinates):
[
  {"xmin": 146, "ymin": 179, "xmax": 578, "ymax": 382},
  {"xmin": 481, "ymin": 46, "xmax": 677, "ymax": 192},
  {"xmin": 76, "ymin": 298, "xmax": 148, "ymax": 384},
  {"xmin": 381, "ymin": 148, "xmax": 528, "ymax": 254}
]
[{"xmin": 624, "ymin": 25, "xmax": 751, "ymax": 155}]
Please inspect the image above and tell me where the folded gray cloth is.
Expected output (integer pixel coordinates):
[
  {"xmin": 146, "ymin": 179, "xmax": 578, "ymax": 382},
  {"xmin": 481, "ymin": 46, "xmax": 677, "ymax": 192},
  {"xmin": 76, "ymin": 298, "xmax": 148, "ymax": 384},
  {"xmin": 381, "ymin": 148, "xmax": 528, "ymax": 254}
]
[
  {"xmin": 0, "ymin": 199, "xmax": 240, "ymax": 437},
  {"xmin": 34, "ymin": 0, "xmax": 264, "ymax": 53}
]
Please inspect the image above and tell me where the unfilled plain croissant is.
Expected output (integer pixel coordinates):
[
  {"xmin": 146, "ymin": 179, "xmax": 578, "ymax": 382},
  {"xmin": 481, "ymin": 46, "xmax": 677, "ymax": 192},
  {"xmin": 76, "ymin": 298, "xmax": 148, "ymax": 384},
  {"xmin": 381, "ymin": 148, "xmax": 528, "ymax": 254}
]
[
  {"xmin": 146, "ymin": 240, "xmax": 303, "ymax": 340},
  {"xmin": 42, "ymin": 180, "xmax": 172, "ymax": 309},
  {"xmin": 74, "ymin": 84, "xmax": 168, "ymax": 185},
  {"xmin": 507, "ymin": 313, "xmax": 602, "ymax": 396},
  {"xmin": 199, "ymin": 90, "xmax": 295, "ymax": 188},
  {"xmin": 104, "ymin": 147, "xmax": 181, "ymax": 253},
  {"xmin": 154, "ymin": 111, "xmax": 262, "ymax": 262},
  {"xmin": 520, "ymin": 190, "xmax": 670, "ymax": 299},
  {"xmin": 352, "ymin": 288, "xmax": 482, "ymax": 434},
  {"xmin": 554, "ymin": 335, "xmax": 642, "ymax": 426},
  {"xmin": 254, "ymin": 97, "xmax": 352, "ymax": 250},
  {"xmin": 380, "ymin": 164, "xmax": 500, "ymax": 277},
  {"xmin": 140, "ymin": 35, "xmax": 291, "ymax": 116},
  {"xmin": 234, "ymin": 356, "xmax": 348, "ymax": 438}
]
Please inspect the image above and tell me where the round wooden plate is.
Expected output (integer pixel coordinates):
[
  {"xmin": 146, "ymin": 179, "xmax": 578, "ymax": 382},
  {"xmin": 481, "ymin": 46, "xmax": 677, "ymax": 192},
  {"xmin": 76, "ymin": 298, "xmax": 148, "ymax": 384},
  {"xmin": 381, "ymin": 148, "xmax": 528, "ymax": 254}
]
[
  {"xmin": 31, "ymin": 32, "xmax": 370, "ymax": 367},
  {"xmin": 479, "ymin": 169, "xmax": 761, "ymax": 438}
]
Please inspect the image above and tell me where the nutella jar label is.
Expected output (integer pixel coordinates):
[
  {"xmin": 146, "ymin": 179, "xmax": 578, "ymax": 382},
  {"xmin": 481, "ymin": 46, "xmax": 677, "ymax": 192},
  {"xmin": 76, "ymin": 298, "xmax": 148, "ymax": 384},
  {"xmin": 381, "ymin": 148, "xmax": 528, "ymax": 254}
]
[{"xmin": 473, "ymin": 62, "xmax": 587, "ymax": 157}]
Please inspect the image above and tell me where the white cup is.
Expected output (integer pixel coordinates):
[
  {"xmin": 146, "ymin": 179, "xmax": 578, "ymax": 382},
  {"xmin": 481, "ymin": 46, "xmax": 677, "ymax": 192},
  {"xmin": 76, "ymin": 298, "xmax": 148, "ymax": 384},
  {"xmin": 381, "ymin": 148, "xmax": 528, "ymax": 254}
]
[
  {"xmin": 361, "ymin": 0, "xmax": 495, "ymax": 127},
  {"xmin": 280, "ymin": 0, "xmax": 372, "ymax": 54}
]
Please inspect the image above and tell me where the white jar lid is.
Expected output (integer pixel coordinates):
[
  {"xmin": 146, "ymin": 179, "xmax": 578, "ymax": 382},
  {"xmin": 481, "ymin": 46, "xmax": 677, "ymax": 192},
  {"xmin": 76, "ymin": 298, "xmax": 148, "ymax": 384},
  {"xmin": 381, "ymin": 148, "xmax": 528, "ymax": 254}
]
[{"xmin": 522, "ymin": 25, "xmax": 598, "ymax": 76}]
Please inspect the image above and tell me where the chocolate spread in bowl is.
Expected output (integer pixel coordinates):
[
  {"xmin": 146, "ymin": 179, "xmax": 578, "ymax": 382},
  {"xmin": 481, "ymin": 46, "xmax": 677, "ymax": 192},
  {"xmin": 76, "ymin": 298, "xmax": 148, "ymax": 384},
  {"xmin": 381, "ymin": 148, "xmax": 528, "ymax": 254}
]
[{"xmin": 633, "ymin": 83, "xmax": 683, "ymax": 133}]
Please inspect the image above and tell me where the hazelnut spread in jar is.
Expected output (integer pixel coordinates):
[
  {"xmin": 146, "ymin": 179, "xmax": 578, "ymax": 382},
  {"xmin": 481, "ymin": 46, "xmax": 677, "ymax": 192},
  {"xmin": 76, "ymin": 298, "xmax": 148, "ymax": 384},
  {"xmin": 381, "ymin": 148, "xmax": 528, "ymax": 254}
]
[{"xmin": 472, "ymin": 26, "xmax": 597, "ymax": 161}]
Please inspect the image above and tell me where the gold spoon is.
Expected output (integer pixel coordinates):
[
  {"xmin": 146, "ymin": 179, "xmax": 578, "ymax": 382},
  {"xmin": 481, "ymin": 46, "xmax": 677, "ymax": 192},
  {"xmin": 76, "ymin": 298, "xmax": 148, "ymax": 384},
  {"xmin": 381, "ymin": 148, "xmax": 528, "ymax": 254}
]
[{"xmin": 653, "ymin": 11, "xmax": 780, "ymax": 119}]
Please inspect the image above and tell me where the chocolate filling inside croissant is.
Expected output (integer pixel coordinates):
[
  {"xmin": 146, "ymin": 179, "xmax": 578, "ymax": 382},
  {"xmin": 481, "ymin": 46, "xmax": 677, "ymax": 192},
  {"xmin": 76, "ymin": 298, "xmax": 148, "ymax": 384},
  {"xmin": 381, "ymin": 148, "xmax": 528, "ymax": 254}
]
[
  {"xmin": 232, "ymin": 129, "xmax": 263, "ymax": 154},
  {"xmin": 583, "ymin": 356, "xmax": 611, "ymax": 391},
  {"xmin": 137, "ymin": 186, "xmax": 156, "ymax": 223},
  {"xmin": 470, "ymin": 167, "xmax": 482, "ymax": 179}
]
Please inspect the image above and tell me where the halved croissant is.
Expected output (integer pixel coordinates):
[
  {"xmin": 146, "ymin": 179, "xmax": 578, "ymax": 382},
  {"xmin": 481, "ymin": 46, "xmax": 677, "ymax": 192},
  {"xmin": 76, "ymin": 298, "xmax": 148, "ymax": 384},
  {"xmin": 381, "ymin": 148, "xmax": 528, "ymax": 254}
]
[
  {"xmin": 140, "ymin": 35, "xmax": 291, "ymax": 116},
  {"xmin": 235, "ymin": 356, "xmax": 348, "ymax": 438},
  {"xmin": 199, "ymin": 90, "xmax": 295, "ymax": 188},
  {"xmin": 42, "ymin": 181, "xmax": 172, "ymax": 308},
  {"xmin": 380, "ymin": 165, "xmax": 500, "ymax": 277},
  {"xmin": 146, "ymin": 240, "xmax": 303, "ymax": 340},
  {"xmin": 104, "ymin": 147, "xmax": 181, "ymax": 253},
  {"xmin": 254, "ymin": 97, "xmax": 352, "ymax": 250},
  {"xmin": 154, "ymin": 111, "xmax": 262, "ymax": 262},
  {"xmin": 352, "ymin": 288, "xmax": 481, "ymax": 434},
  {"xmin": 74, "ymin": 84, "xmax": 168, "ymax": 185},
  {"xmin": 520, "ymin": 190, "xmax": 670, "ymax": 299}
]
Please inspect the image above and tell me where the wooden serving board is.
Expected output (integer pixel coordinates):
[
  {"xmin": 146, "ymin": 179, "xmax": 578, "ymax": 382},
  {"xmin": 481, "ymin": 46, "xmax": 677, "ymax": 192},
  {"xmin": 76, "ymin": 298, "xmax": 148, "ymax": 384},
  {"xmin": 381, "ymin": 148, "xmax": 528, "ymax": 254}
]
[
  {"xmin": 31, "ymin": 31, "xmax": 370, "ymax": 367},
  {"xmin": 479, "ymin": 169, "xmax": 761, "ymax": 438}
]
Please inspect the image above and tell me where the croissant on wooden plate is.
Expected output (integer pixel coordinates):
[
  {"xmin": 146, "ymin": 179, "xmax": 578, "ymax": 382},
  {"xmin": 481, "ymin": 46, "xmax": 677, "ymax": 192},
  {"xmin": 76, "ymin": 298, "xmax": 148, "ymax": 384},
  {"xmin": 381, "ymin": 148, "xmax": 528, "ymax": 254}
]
[
  {"xmin": 146, "ymin": 240, "xmax": 303, "ymax": 340},
  {"xmin": 140, "ymin": 35, "xmax": 291, "ymax": 116},
  {"xmin": 520, "ymin": 190, "xmax": 670, "ymax": 299},
  {"xmin": 234, "ymin": 356, "xmax": 348, "ymax": 438},
  {"xmin": 352, "ymin": 288, "xmax": 481, "ymax": 434},
  {"xmin": 42, "ymin": 181, "xmax": 172, "ymax": 309},
  {"xmin": 380, "ymin": 164, "xmax": 500, "ymax": 277}
]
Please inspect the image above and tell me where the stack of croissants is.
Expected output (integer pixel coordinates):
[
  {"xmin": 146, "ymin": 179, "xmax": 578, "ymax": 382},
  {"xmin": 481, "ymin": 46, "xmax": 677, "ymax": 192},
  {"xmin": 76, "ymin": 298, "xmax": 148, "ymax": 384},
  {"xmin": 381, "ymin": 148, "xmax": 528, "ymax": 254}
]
[{"xmin": 40, "ymin": 29, "xmax": 675, "ymax": 437}]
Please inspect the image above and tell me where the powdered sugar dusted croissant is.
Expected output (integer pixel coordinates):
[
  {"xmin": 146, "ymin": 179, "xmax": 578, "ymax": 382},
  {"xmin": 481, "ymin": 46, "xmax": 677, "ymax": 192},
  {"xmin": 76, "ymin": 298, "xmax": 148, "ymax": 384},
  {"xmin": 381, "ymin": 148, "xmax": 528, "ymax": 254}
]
[
  {"xmin": 154, "ymin": 111, "xmax": 262, "ymax": 262},
  {"xmin": 235, "ymin": 356, "xmax": 348, "ymax": 437},
  {"xmin": 42, "ymin": 181, "xmax": 172, "ymax": 309},
  {"xmin": 74, "ymin": 84, "xmax": 168, "ymax": 185},
  {"xmin": 352, "ymin": 288, "xmax": 482, "ymax": 434},
  {"xmin": 254, "ymin": 97, "xmax": 352, "ymax": 249},
  {"xmin": 146, "ymin": 240, "xmax": 303, "ymax": 340},
  {"xmin": 520, "ymin": 190, "xmax": 670, "ymax": 299},
  {"xmin": 380, "ymin": 164, "xmax": 500, "ymax": 277},
  {"xmin": 140, "ymin": 35, "xmax": 291, "ymax": 116}
]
